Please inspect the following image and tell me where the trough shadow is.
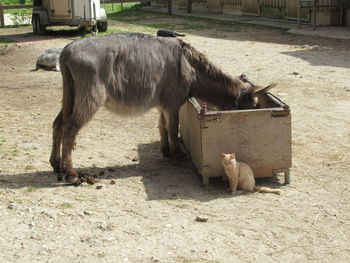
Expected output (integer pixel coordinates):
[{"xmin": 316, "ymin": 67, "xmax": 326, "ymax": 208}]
[{"xmin": 0, "ymin": 141, "xmax": 284, "ymax": 202}]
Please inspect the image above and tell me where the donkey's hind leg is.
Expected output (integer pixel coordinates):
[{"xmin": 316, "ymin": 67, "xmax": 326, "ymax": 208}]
[
  {"xmin": 50, "ymin": 110, "xmax": 63, "ymax": 179},
  {"xmin": 61, "ymin": 98, "xmax": 101, "ymax": 184}
]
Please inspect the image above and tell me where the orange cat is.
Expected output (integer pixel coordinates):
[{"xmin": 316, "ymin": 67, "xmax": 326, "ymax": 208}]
[{"xmin": 220, "ymin": 153, "xmax": 281, "ymax": 195}]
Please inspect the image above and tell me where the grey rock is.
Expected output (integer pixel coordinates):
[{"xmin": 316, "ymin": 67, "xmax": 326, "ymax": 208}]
[
  {"xmin": 7, "ymin": 202, "xmax": 22, "ymax": 210},
  {"xmin": 36, "ymin": 47, "xmax": 63, "ymax": 71}
]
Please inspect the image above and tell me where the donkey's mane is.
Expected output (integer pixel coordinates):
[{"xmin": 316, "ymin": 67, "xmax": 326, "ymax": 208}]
[
  {"xmin": 180, "ymin": 40, "xmax": 251, "ymax": 109},
  {"xmin": 181, "ymin": 41, "xmax": 234, "ymax": 85}
]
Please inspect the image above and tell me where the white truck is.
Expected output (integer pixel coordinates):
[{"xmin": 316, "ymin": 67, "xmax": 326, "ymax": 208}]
[{"xmin": 32, "ymin": 0, "xmax": 108, "ymax": 34}]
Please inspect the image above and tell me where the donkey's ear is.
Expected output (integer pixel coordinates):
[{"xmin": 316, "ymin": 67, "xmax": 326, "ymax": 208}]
[{"xmin": 253, "ymin": 83, "xmax": 277, "ymax": 94}]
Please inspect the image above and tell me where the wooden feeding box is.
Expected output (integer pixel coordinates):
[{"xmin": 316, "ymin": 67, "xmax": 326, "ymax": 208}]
[{"xmin": 179, "ymin": 93, "xmax": 291, "ymax": 185}]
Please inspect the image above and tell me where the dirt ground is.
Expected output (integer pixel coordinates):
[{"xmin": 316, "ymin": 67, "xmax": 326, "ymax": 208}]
[{"xmin": 0, "ymin": 15, "xmax": 349, "ymax": 263}]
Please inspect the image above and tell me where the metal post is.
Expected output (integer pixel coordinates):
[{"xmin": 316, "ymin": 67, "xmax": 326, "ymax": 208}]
[
  {"xmin": 313, "ymin": 0, "xmax": 316, "ymax": 30},
  {"xmin": 0, "ymin": 3, "xmax": 4, "ymax": 28},
  {"xmin": 340, "ymin": 0, "xmax": 343, "ymax": 26},
  {"xmin": 168, "ymin": 0, "xmax": 172, "ymax": 15},
  {"xmin": 298, "ymin": 1, "xmax": 301, "ymax": 28},
  {"xmin": 187, "ymin": 0, "xmax": 192, "ymax": 13}
]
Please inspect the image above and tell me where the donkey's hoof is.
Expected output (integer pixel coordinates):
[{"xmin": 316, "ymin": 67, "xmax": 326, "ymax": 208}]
[
  {"xmin": 161, "ymin": 146, "xmax": 171, "ymax": 158},
  {"xmin": 57, "ymin": 174, "xmax": 63, "ymax": 181},
  {"xmin": 65, "ymin": 175, "xmax": 81, "ymax": 185},
  {"xmin": 64, "ymin": 170, "xmax": 81, "ymax": 185},
  {"xmin": 172, "ymin": 150, "xmax": 187, "ymax": 160}
]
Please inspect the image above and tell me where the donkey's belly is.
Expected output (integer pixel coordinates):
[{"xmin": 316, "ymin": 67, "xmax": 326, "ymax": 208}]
[{"xmin": 103, "ymin": 97, "xmax": 154, "ymax": 116}]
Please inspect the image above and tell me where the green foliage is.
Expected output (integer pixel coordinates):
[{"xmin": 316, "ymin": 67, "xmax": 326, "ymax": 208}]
[
  {"xmin": 0, "ymin": 0, "xmax": 33, "ymax": 4},
  {"xmin": 105, "ymin": 3, "xmax": 143, "ymax": 21},
  {"xmin": 102, "ymin": 2, "xmax": 140, "ymax": 15},
  {"xmin": 8, "ymin": 8, "xmax": 31, "ymax": 25}
]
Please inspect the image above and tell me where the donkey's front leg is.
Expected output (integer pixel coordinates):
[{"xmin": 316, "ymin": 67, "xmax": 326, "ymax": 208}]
[
  {"xmin": 166, "ymin": 110, "xmax": 186, "ymax": 159},
  {"xmin": 158, "ymin": 110, "xmax": 170, "ymax": 157}
]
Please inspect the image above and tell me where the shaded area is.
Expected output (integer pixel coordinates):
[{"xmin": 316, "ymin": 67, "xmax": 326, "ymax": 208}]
[
  {"xmin": 0, "ymin": 141, "xmax": 283, "ymax": 201},
  {"xmin": 0, "ymin": 27, "xmax": 90, "ymax": 43},
  {"xmin": 282, "ymin": 48, "xmax": 350, "ymax": 68},
  {"xmin": 110, "ymin": 9, "xmax": 350, "ymax": 68}
]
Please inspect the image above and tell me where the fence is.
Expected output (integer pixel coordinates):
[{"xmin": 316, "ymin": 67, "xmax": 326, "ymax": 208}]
[
  {"xmin": 101, "ymin": 0, "xmax": 143, "ymax": 10},
  {"xmin": 0, "ymin": 4, "xmax": 32, "ymax": 28}
]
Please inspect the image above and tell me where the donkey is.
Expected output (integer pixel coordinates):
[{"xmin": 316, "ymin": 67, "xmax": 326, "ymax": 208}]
[{"xmin": 50, "ymin": 33, "xmax": 275, "ymax": 184}]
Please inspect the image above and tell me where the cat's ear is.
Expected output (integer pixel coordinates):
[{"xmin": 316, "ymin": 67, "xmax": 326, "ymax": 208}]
[{"xmin": 220, "ymin": 152, "xmax": 226, "ymax": 158}]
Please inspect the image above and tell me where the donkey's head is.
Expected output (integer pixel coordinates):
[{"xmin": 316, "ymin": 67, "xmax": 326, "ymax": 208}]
[{"xmin": 237, "ymin": 83, "xmax": 277, "ymax": 110}]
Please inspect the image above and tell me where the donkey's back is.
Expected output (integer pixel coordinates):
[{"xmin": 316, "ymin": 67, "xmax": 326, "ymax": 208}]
[{"xmin": 60, "ymin": 33, "xmax": 194, "ymax": 115}]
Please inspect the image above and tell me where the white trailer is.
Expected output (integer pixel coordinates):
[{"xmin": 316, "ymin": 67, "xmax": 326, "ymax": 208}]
[{"xmin": 32, "ymin": 0, "xmax": 108, "ymax": 34}]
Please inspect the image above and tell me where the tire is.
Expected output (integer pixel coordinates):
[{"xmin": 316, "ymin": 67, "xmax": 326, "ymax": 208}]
[
  {"xmin": 32, "ymin": 15, "xmax": 38, "ymax": 34},
  {"xmin": 97, "ymin": 22, "xmax": 107, "ymax": 33},
  {"xmin": 33, "ymin": 15, "xmax": 46, "ymax": 35},
  {"xmin": 37, "ymin": 19, "xmax": 46, "ymax": 35},
  {"xmin": 78, "ymin": 25, "xmax": 88, "ymax": 33}
]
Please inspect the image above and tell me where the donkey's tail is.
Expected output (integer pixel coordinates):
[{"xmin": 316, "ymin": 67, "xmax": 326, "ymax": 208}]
[{"xmin": 254, "ymin": 186, "xmax": 282, "ymax": 195}]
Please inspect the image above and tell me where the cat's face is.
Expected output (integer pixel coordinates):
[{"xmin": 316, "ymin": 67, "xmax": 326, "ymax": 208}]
[{"xmin": 220, "ymin": 152, "xmax": 236, "ymax": 166}]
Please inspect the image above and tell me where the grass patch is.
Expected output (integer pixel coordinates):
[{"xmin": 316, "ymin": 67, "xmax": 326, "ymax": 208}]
[
  {"xmin": 25, "ymin": 165, "xmax": 35, "ymax": 171},
  {"xmin": 81, "ymin": 28, "xmax": 125, "ymax": 38},
  {"xmin": 107, "ymin": 7, "xmax": 146, "ymax": 23},
  {"xmin": 102, "ymin": 2, "xmax": 140, "ymax": 14},
  {"xmin": 0, "ymin": 138, "xmax": 6, "ymax": 146},
  {"xmin": 26, "ymin": 187, "xmax": 37, "ymax": 192},
  {"xmin": 142, "ymin": 23, "xmax": 173, "ymax": 29}
]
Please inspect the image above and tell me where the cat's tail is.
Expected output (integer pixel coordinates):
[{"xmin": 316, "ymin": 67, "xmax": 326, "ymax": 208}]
[{"xmin": 254, "ymin": 186, "xmax": 282, "ymax": 195}]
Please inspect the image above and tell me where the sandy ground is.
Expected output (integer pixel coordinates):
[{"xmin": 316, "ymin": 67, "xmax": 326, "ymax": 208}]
[{"xmin": 0, "ymin": 15, "xmax": 350, "ymax": 263}]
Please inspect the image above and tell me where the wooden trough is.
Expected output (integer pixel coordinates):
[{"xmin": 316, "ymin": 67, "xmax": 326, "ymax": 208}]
[{"xmin": 179, "ymin": 90, "xmax": 292, "ymax": 185}]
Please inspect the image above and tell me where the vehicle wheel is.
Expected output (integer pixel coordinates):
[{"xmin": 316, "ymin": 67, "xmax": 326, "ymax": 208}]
[
  {"xmin": 37, "ymin": 19, "xmax": 46, "ymax": 35},
  {"xmin": 35, "ymin": 16, "xmax": 46, "ymax": 35},
  {"xmin": 32, "ymin": 15, "xmax": 38, "ymax": 34},
  {"xmin": 78, "ymin": 25, "xmax": 88, "ymax": 33},
  {"xmin": 97, "ymin": 22, "xmax": 107, "ymax": 32}
]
